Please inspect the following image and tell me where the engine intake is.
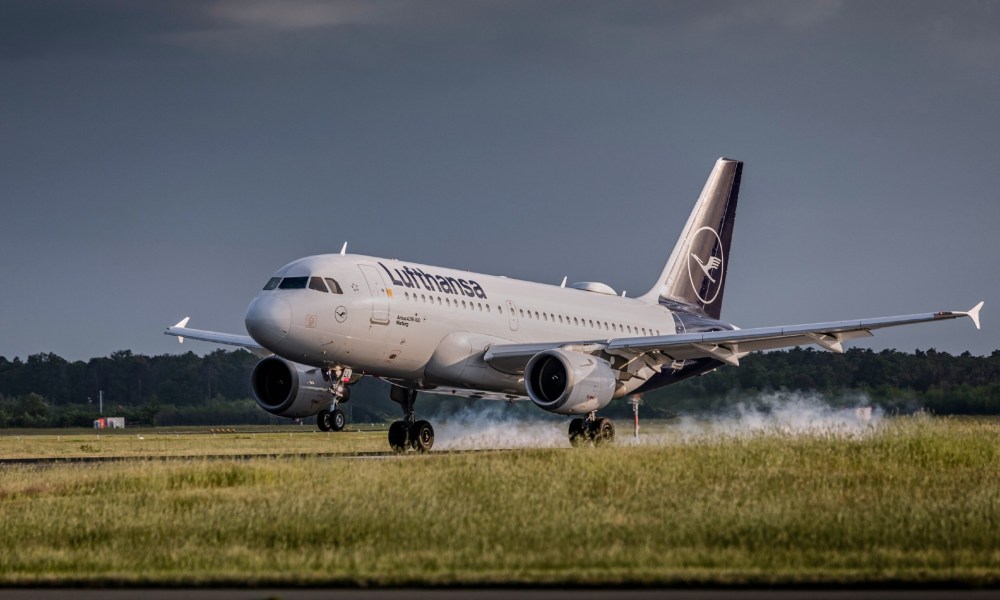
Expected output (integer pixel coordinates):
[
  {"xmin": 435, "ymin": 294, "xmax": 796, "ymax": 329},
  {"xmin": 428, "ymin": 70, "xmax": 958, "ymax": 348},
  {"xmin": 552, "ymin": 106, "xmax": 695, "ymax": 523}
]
[
  {"xmin": 251, "ymin": 357, "xmax": 329, "ymax": 418},
  {"xmin": 524, "ymin": 349, "xmax": 616, "ymax": 415}
]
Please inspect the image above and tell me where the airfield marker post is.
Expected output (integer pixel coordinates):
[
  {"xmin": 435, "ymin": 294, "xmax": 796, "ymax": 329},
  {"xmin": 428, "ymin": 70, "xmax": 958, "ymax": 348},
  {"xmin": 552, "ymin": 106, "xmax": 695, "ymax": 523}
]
[{"xmin": 632, "ymin": 395, "xmax": 640, "ymax": 439}]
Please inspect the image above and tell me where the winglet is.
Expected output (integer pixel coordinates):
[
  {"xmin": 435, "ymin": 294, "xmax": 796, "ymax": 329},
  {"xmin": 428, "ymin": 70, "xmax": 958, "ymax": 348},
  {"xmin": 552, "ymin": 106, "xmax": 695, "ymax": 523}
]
[
  {"xmin": 172, "ymin": 317, "xmax": 190, "ymax": 343},
  {"xmin": 966, "ymin": 301, "xmax": 984, "ymax": 330}
]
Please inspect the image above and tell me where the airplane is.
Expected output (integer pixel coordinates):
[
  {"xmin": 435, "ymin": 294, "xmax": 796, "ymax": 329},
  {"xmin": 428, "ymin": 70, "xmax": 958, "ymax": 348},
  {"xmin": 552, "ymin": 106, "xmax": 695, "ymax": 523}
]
[{"xmin": 166, "ymin": 158, "xmax": 984, "ymax": 451}]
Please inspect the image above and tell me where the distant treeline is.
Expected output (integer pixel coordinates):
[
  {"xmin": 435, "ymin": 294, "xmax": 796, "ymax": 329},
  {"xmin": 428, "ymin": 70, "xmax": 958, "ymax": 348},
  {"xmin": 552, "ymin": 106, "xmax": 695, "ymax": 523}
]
[
  {"xmin": 0, "ymin": 347, "xmax": 998, "ymax": 427},
  {"xmin": 635, "ymin": 347, "xmax": 1000, "ymax": 418}
]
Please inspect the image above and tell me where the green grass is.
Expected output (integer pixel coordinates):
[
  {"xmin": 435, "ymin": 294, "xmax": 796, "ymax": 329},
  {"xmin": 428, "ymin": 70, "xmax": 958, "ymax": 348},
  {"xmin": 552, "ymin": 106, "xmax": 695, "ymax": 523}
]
[
  {"xmin": 0, "ymin": 426, "xmax": 391, "ymax": 458},
  {"xmin": 1, "ymin": 417, "xmax": 998, "ymax": 586}
]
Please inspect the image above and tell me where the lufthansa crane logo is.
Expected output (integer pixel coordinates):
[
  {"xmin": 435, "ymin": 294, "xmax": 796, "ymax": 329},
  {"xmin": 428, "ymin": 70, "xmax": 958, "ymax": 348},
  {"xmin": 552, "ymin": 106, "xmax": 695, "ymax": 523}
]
[{"xmin": 686, "ymin": 226, "xmax": 724, "ymax": 305}]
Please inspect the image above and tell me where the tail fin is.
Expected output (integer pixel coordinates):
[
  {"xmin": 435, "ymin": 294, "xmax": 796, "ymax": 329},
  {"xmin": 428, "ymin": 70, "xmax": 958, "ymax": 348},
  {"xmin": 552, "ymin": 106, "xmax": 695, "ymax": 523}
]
[{"xmin": 639, "ymin": 157, "xmax": 743, "ymax": 319}]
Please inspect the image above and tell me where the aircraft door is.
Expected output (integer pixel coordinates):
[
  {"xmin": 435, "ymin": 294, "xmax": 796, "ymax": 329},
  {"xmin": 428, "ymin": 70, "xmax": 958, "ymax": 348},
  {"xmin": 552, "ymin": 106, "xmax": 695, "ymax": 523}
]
[
  {"xmin": 358, "ymin": 264, "xmax": 390, "ymax": 325},
  {"xmin": 506, "ymin": 300, "xmax": 519, "ymax": 331}
]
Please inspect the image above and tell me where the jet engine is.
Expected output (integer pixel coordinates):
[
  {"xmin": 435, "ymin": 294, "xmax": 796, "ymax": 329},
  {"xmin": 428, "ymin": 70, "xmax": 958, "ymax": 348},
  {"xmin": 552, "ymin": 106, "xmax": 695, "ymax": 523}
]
[
  {"xmin": 524, "ymin": 349, "xmax": 616, "ymax": 415},
  {"xmin": 250, "ymin": 357, "xmax": 329, "ymax": 418}
]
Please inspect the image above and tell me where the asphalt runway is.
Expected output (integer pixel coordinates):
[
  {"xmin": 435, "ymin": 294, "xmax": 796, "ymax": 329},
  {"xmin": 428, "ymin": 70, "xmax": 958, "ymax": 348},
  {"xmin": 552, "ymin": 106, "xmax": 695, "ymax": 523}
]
[
  {"xmin": 0, "ymin": 589, "xmax": 997, "ymax": 600},
  {"xmin": 0, "ymin": 448, "xmax": 515, "ymax": 467}
]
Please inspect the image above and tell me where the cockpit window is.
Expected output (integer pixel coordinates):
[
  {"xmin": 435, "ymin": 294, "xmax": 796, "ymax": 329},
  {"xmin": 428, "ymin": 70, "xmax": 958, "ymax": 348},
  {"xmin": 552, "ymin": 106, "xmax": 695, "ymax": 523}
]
[
  {"xmin": 278, "ymin": 276, "xmax": 309, "ymax": 290},
  {"xmin": 325, "ymin": 278, "xmax": 343, "ymax": 294},
  {"xmin": 263, "ymin": 277, "xmax": 281, "ymax": 290},
  {"xmin": 308, "ymin": 277, "xmax": 329, "ymax": 293}
]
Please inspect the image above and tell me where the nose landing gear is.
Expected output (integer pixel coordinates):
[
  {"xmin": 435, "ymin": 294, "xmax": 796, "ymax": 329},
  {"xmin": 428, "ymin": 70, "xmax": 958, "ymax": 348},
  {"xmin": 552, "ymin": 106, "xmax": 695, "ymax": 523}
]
[
  {"xmin": 317, "ymin": 367, "xmax": 352, "ymax": 432},
  {"xmin": 388, "ymin": 386, "xmax": 434, "ymax": 452}
]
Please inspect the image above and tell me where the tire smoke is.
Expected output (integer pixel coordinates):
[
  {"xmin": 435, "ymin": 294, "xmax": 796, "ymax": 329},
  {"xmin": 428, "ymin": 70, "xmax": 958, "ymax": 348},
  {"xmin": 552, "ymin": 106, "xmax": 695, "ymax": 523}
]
[
  {"xmin": 432, "ymin": 403, "xmax": 569, "ymax": 450},
  {"xmin": 430, "ymin": 391, "xmax": 879, "ymax": 450},
  {"xmin": 632, "ymin": 391, "xmax": 881, "ymax": 445}
]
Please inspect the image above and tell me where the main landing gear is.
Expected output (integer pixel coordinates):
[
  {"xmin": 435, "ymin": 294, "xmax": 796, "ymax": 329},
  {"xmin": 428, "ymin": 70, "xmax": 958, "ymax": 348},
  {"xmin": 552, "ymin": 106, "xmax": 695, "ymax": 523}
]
[
  {"xmin": 388, "ymin": 386, "xmax": 434, "ymax": 453},
  {"xmin": 317, "ymin": 367, "xmax": 352, "ymax": 432},
  {"xmin": 568, "ymin": 412, "xmax": 615, "ymax": 447}
]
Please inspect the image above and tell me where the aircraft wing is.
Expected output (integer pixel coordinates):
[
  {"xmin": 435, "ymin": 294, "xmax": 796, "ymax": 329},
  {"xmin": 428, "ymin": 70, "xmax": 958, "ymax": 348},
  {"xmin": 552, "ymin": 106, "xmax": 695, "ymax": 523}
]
[
  {"xmin": 164, "ymin": 317, "xmax": 272, "ymax": 358},
  {"xmin": 484, "ymin": 302, "xmax": 984, "ymax": 374}
]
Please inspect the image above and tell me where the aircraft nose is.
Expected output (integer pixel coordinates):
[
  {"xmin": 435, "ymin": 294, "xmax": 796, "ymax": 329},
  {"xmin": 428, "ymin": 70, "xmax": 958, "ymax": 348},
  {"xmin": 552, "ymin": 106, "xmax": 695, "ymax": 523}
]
[{"xmin": 245, "ymin": 294, "xmax": 292, "ymax": 348}]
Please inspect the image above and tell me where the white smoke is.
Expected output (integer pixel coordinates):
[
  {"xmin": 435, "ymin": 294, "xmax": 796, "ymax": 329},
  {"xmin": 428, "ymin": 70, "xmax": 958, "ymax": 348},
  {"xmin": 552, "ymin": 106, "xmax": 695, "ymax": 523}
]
[
  {"xmin": 432, "ymin": 403, "xmax": 569, "ymax": 450},
  {"xmin": 630, "ymin": 390, "xmax": 882, "ymax": 446},
  {"xmin": 430, "ymin": 391, "xmax": 881, "ymax": 450}
]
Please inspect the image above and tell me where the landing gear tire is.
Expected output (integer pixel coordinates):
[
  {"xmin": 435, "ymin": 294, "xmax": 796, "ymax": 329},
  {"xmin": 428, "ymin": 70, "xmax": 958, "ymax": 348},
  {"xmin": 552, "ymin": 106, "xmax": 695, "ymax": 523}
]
[
  {"xmin": 388, "ymin": 421, "xmax": 409, "ymax": 452},
  {"xmin": 331, "ymin": 409, "xmax": 346, "ymax": 432},
  {"xmin": 568, "ymin": 418, "xmax": 588, "ymax": 447},
  {"xmin": 591, "ymin": 417, "xmax": 615, "ymax": 446},
  {"xmin": 317, "ymin": 410, "xmax": 333, "ymax": 432},
  {"xmin": 410, "ymin": 420, "xmax": 434, "ymax": 453}
]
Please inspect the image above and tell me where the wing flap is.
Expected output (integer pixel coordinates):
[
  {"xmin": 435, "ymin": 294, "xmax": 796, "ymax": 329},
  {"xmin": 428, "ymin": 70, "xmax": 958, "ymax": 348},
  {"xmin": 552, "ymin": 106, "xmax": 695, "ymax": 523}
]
[
  {"xmin": 482, "ymin": 304, "xmax": 983, "ymax": 375},
  {"xmin": 610, "ymin": 307, "xmax": 981, "ymax": 356}
]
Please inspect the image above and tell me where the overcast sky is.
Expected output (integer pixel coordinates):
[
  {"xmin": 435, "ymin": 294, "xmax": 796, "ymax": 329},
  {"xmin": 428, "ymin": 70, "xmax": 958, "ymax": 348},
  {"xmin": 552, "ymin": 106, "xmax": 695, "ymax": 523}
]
[{"xmin": 1, "ymin": 0, "xmax": 997, "ymax": 361}]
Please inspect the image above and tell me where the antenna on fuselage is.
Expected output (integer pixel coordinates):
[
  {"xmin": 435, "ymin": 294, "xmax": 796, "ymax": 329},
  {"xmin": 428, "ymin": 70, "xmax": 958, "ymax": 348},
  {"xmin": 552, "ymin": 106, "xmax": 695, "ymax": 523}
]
[
  {"xmin": 340, "ymin": 242, "xmax": 347, "ymax": 255},
  {"xmin": 560, "ymin": 276, "xmax": 567, "ymax": 288}
]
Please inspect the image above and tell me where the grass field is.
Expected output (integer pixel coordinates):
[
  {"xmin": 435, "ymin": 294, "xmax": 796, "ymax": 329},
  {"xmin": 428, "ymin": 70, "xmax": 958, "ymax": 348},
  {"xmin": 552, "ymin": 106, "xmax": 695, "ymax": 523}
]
[
  {"xmin": 0, "ymin": 425, "xmax": 392, "ymax": 459},
  {"xmin": 1, "ymin": 416, "xmax": 998, "ymax": 586}
]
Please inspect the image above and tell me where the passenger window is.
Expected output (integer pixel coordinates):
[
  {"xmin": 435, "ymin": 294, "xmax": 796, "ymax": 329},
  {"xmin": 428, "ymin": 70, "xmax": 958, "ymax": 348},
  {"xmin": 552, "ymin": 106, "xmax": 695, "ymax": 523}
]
[
  {"xmin": 325, "ymin": 278, "xmax": 344, "ymax": 294},
  {"xmin": 573, "ymin": 317, "xmax": 579, "ymax": 326},
  {"xmin": 279, "ymin": 277, "xmax": 308, "ymax": 290},
  {"xmin": 263, "ymin": 277, "xmax": 281, "ymax": 290},
  {"xmin": 309, "ymin": 277, "xmax": 329, "ymax": 293},
  {"xmin": 520, "ymin": 309, "xmax": 524, "ymax": 318}
]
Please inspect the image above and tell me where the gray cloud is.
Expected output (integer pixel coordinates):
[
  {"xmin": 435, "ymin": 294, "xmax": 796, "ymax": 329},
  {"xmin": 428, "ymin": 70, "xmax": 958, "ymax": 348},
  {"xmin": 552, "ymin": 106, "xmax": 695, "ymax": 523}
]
[{"xmin": 0, "ymin": 0, "xmax": 996, "ymax": 360}]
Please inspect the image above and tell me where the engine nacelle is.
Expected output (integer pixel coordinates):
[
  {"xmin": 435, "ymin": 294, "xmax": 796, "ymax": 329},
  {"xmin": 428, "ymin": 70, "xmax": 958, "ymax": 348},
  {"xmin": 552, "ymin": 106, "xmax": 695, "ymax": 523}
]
[
  {"xmin": 251, "ymin": 357, "xmax": 329, "ymax": 418},
  {"xmin": 524, "ymin": 349, "xmax": 616, "ymax": 415}
]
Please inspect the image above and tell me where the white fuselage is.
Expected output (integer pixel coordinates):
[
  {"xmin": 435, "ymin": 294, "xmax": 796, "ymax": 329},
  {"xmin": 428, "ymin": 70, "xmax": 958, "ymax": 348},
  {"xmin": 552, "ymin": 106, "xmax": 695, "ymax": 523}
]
[{"xmin": 244, "ymin": 253, "xmax": 700, "ymax": 396}]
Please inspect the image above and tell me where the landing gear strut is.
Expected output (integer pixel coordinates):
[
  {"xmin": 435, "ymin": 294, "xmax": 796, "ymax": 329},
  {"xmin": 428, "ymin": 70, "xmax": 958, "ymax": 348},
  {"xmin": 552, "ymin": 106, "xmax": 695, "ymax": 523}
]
[
  {"xmin": 317, "ymin": 367, "xmax": 352, "ymax": 432},
  {"xmin": 568, "ymin": 412, "xmax": 615, "ymax": 447},
  {"xmin": 388, "ymin": 386, "xmax": 434, "ymax": 453}
]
